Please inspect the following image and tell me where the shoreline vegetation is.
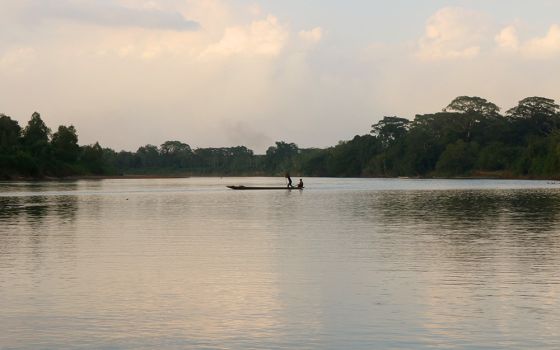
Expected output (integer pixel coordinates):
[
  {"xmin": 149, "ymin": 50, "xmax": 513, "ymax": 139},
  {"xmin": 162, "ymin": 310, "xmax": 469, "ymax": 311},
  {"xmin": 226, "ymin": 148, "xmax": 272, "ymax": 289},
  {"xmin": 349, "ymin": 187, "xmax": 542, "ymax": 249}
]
[
  {"xmin": 3, "ymin": 170, "xmax": 559, "ymax": 182},
  {"xmin": 3, "ymin": 95, "xmax": 560, "ymax": 181},
  {"xmin": 4, "ymin": 175, "xmax": 559, "ymax": 182}
]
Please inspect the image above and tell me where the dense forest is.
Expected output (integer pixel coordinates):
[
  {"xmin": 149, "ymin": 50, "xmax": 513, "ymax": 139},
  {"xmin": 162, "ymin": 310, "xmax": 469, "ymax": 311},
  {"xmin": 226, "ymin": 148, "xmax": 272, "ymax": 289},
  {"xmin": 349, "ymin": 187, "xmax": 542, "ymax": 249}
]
[{"xmin": 2, "ymin": 95, "xmax": 560, "ymax": 179}]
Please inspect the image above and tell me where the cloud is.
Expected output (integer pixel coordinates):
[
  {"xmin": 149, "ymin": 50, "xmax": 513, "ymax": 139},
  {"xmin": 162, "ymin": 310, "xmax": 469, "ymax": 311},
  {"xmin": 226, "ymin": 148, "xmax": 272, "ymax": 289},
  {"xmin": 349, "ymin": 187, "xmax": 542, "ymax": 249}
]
[
  {"xmin": 202, "ymin": 15, "xmax": 288, "ymax": 58},
  {"xmin": 496, "ymin": 24, "xmax": 560, "ymax": 59},
  {"xmin": 495, "ymin": 25, "xmax": 519, "ymax": 50},
  {"xmin": 299, "ymin": 27, "xmax": 323, "ymax": 44},
  {"xmin": 523, "ymin": 24, "xmax": 560, "ymax": 58},
  {"xmin": 416, "ymin": 7, "xmax": 488, "ymax": 60},
  {"xmin": 26, "ymin": 0, "xmax": 199, "ymax": 31}
]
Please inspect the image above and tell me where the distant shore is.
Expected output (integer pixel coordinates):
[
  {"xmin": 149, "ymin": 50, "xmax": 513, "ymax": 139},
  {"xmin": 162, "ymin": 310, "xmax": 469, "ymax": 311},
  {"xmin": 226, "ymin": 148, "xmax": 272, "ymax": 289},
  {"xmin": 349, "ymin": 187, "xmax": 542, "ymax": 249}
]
[
  {"xmin": 2, "ymin": 171, "xmax": 560, "ymax": 182},
  {"xmin": 1, "ymin": 174, "xmax": 192, "ymax": 181}
]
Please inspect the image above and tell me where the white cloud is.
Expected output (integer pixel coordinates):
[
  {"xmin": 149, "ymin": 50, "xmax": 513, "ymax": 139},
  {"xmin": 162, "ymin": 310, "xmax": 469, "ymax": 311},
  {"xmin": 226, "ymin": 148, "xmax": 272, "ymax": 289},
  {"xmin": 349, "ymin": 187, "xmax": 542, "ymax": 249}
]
[
  {"xmin": 4, "ymin": 1, "xmax": 559, "ymax": 154},
  {"xmin": 495, "ymin": 24, "xmax": 560, "ymax": 59},
  {"xmin": 299, "ymin": 27, "xmax": 323, "ymax": 44},
  {"xmin": 523, "ymin": 24, "xmax": 560, "ymax": 59},
  {"xmin": 416, "ymin": 7, "xmax": 488, "ymax": 60},
  {"xmin": 495, "ymin": 25, "xmax": 519, "ymax": 50},
  {"xmin": 202, "ymin": 15, "xmax": 289, "ymax": 58}
]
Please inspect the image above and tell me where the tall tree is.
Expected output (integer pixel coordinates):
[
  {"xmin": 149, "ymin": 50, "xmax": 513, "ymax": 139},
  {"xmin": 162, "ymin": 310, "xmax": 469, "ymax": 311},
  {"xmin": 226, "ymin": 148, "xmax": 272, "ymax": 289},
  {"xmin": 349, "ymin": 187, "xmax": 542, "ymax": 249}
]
[
  {"xmin": 507, "ymin": 97, "xmax": 560, "ymax": 136},
  {"xmin": 51, "ymin": 125, "xmax": 79, "ymax": 163},
  {"xmin": 81, "ymin": 142, "xmax": 104, "ymax": 174},
  {"xmin": 160, "ymin": 140, "xmax": 192, "ymax": 155},
  {"xmin": 160, "ymin": 140, "xmax": 192, "ymax": 168},
  {"xmin": 22, "ymin": 112, "xmax": 51, "ymax": 157},
  {"xmin": 371, "ymin": 116, "xmax": 410, "ymax": 148},
  {"xmin": 443, "ymin": 96, "xmax": 501, "ymax": 117},
  {"xmin": 0, "ymin": 114, "xmax": 21, "ymax": 152},
  {"xmin": 137, "ymin": 144, "xmax": 160, "ymax": 168},
  {"xmin": 507, "ymin": 96, "xmax": 560, "ymax": 118},
  {"xmin": 265, "ymin": 141, "xmax": 299, "ymax": 173}
]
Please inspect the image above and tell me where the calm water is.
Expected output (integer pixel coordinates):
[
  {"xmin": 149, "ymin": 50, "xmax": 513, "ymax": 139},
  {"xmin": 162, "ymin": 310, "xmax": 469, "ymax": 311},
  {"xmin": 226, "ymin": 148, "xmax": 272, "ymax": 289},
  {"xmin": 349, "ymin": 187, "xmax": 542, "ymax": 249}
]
[{"xmin": 1, "ymin": 178, "xmax": 560, "ymax": 349}]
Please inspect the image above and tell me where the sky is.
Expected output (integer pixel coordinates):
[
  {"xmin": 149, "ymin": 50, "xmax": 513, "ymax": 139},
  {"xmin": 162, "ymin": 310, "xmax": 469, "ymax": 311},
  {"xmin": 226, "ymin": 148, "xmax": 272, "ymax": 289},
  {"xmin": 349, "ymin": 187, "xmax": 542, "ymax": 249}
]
[{"xmin": 1, "ymin": 0, "xmax": 560, "ymax": 153}]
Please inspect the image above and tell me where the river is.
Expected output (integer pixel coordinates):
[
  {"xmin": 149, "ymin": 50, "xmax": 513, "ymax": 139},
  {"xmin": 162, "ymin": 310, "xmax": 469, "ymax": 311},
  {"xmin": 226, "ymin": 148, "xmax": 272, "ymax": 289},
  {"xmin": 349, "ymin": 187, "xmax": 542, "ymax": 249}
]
[{"xmin": 1, "ymin": 178, "xmax": 559, "ymax": 349}]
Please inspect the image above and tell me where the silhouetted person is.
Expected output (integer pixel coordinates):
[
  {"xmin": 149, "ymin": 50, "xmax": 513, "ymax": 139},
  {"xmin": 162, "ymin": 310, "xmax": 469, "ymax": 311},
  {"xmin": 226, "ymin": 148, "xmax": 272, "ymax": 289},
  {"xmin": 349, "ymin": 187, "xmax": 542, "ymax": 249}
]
[
  {"xmin": 285, "ymin": 172, "xmax": 293, "ymax": 188},
  {"xmin": 297, "ymin": 179, "xmax": 304, "ymax": 188}
]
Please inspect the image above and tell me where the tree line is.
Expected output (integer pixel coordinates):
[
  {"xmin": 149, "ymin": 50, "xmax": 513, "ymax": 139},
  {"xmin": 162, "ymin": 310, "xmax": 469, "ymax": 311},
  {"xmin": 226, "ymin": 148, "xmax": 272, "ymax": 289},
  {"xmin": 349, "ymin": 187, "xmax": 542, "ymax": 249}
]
[{"xmin": 1, "ymin": 95, "xmax": 560, "ymax": 179}]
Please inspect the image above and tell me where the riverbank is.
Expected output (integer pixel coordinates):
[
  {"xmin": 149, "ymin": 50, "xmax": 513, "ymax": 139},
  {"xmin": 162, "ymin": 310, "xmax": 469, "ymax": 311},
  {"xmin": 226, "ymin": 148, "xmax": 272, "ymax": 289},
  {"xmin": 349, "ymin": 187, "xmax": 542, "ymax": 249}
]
[
  {"xmin": 2, "ymin": 171, "xmax": 560, "ymax": 182},
  {"xmin": 1, "ymin": 174, "xmax": 192, "ymax": 181}
]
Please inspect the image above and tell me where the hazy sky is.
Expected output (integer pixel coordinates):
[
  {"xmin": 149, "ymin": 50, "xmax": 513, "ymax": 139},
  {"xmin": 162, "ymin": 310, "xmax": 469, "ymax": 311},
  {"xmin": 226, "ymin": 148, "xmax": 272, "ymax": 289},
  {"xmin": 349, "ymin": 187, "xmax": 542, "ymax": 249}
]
[{"xmin": 2, "ymin": 0, "xmax": 560, "ymax": 153}]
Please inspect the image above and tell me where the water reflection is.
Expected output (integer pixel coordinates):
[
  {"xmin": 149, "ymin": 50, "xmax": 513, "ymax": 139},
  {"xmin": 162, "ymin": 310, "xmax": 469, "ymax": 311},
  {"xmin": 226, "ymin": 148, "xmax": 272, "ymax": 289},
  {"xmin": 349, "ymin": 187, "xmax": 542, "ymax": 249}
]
[
  {"xmin": 0, "ymin": 193, "xmax": 79, "ymax": 276},
  {"xmin": 361, "ymin": 189, "xmax": 560, "ymax": 233},
  {"xmin": 355, "ymin": 189, "xmax": 560, "ymax": 267},
  {"xmin": 338, "ymin": 188, "xmax": 560, "ymax": 349},
  {"xmin": 0, "ymin": 195, "xmax": 78, "ymax": 223},
  {"xmin": 1, "ymin": 179, "xmax": 560, "ymax": 349}
]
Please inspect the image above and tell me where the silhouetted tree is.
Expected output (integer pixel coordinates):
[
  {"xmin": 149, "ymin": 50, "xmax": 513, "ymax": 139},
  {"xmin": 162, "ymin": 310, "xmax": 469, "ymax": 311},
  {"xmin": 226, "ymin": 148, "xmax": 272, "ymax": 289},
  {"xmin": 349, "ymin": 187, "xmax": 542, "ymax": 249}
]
[
  {"xmin": 81, "ymin": 142, "xmax": 104, "ymax": 174},
  {"xmin": 444, "ymin": 96, "xmax": 501, "ymax": 117},
  {"xmin": 0, "ymin": 114, "xmax": 21, "ymax": 152},
  {"xmin": 22, "ymin": 112, "xmax": 50, "ymax": 157},
  {"xmin": 51, "ymin": 125, "xmax": 79, "ymax": 163},
  {"xmin": 371, "ymin": 116, "xmax": 409, "ymax": 148},
  {"xmin": 265, "ymin": 141, "xmax": 299, "ymax": 173},
  {"xmin": 507, "ymin": 97, "xmax": 560, "ymax": 136}
]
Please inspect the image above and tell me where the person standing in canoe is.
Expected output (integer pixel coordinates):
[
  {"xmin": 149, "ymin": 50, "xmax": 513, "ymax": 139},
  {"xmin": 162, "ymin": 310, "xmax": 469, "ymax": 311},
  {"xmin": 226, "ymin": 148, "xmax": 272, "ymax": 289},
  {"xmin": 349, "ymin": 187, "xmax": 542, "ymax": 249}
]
[{"xmin": 285, "ymin": 172, "xmax": 293, "ymax": 188}]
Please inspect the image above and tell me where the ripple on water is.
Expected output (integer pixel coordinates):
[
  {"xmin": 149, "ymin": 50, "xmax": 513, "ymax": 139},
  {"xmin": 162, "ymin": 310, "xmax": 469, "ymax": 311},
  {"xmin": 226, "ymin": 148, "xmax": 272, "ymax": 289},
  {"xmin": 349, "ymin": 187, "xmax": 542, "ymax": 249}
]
[{"xmin": 1, "ymin": 178, "xmax": 560, "ymax": 349}]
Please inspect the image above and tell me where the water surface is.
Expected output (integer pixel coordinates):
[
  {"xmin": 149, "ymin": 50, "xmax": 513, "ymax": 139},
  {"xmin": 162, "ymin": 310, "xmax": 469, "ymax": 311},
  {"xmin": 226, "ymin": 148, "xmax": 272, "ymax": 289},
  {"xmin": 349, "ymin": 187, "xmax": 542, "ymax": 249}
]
[{"xmin": 1, "ymin": 178, "xmax": 560, "ymax": 349}]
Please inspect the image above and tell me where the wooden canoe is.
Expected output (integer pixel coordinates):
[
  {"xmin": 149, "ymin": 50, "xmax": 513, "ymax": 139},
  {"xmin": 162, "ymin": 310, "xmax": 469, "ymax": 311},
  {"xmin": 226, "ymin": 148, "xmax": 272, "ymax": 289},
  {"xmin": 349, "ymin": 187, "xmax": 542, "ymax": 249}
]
[{"xmin": 227, "ymin": 186, "xmax": 303, "ymax": 190}]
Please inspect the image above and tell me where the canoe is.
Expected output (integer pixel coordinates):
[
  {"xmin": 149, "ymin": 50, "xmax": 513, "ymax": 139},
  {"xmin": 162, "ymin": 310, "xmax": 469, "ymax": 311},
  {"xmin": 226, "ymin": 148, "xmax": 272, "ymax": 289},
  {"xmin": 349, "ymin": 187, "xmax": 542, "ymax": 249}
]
[{"xmin": 227, "ymin": 185, "xmax": 303, "ymax": 190}]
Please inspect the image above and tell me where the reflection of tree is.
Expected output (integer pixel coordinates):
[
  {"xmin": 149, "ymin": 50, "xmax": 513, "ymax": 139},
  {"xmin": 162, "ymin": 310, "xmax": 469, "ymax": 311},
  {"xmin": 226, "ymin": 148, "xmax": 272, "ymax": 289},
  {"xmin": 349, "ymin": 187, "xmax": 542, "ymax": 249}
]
[
  {"xmin": 353, "ymin": 189, "xmax": 560, "ymax": 264},
  {"xmin": 0, "ymin": 193, "xmax": 80, "ymax": 267},
  {"xmin": 357, "ymin": 190, "xmax": 503, "ymax": 234},
  {"xmin": 0, "ymin": 196, "xmax": 49, "ymax": 222},
  {"xmin": 0, "ymin": 193, "xmax": 79, "ymax": 224},
  {"xmin": 503, "ymin": 190, "xmax": 560, "ymax": 256},
  {"xmin": 24, "ymin": 196, "xmax": 49, "ymax": 222},
  {"xmin": 53, "ymin": 195, "xmax": 78, "ymax": 222},
  {"xmin": 368, "ymin": 189, "xmax": 560, "ymax": 234},
  {"xmin": 0, "ymin": 196, "xmax": 22, "ymax": 220}
]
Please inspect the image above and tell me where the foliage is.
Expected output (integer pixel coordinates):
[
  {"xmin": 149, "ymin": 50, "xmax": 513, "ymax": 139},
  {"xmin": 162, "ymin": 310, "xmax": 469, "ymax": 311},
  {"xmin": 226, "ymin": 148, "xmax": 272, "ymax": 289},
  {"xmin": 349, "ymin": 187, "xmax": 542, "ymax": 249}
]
[
  {"xmin": 444, "ymin": 96, "xmax": 500, "ymax": 117},
  {"xmin": 371, "ymin": 116, "xmax": 409, "ymax": 148},
  {"xmin": 51, "ymin": 125, "xmax": 79, "ymax": 163},
  {"xmin": 3, "ymin": 95, "xmax": 560, "ymax": 179},
  {"xmin": 265, "ymin": 141, "xmax": 299, "ymax": 174}
]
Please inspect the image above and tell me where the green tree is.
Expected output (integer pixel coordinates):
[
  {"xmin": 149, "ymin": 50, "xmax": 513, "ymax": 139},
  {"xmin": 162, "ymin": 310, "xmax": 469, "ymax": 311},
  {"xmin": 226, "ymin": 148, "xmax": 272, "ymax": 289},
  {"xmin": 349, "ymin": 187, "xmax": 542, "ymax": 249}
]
[
  {"xmin": 443, "ymin": 96, "xmax": 501, "ymax": 117},
  {"xmin": 507, "ymin": 97, "xmax": 560, "ymax": 137},
  {"xmin": 0, "ymin": 114, "xmax": 21, "ymax": 152},
  {"xmin": 160, "ymin": 140, "xmax": 192, "ymax": 155},
  {"xmin": 227, "ymin": 146, "xmax": 255, "ymax": 174},
  {"xmin": 371, "ymin": 116, "xmax": 410, "ymax": 148},
  {"xmin": 137, "ymin": 144, "xmax": 160, "ymax": 168},
  {"xmin": 436, "ymin": 140, "xmax": 479, "ymax": 176},
  {"xmin": 51, "ymin": 125, "xmax": 79, "ymax": 163},
  {"xmin": 0, "ymin": 114, "xmax": 22, "ymax": 178},
  {"xmin": 297, "ymin": 148, "xmax": 329, "ymax": 176},
  {"xmin": 265, "ymin": 141, "xmax": 299, "ymax": 173},
  {"xmin": 507, "ymin": 96, "xmax": 560, "ymax": 118},
  {"xmin": 400, "ymin": 126, "xmax": 441, "ymax": 176},
  {"xmin": 22, "ymin": 112, "xmax": 51, "ymax": 157},
  {"xmin": 476, "ymin": 142, "xmax": 520, "ymax": 171},
  {"xmin": 81, "ymin": 142, "xmax": 105, "ymax": 174},
  {"xmin": 160, "ymin": 140, "xmax": 192, "ymax": 168}
]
